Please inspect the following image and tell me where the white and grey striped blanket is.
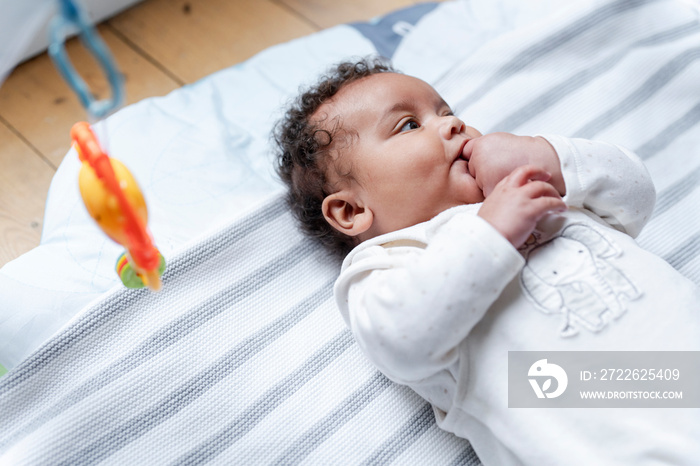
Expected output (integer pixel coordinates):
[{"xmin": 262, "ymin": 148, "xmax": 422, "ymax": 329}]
[{"xmin": 1, "ymin": 0, "xmax": 699, "ymax": 464}]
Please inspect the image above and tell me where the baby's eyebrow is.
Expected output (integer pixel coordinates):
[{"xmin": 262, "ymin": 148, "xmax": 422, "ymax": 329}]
[
  {"xmin": 378, "ymin": 96, "xmax": 452, "ymax": 123},
  {"xmin": 381, "ymin": 100, "xmax": 415, "ymax": 121},
  {"xmin": 438, "ymin": 97, "xmax": 452, "ymax": 113}
]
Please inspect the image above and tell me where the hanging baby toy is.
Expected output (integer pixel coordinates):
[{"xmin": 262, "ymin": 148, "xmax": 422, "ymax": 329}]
[
  {"xmin": 49, "ymin": 0, "xmax": 165, "ymax": 290},
  {"xmin": 71, "ymin": 122, "xmax": 166, "ymax": 291}
]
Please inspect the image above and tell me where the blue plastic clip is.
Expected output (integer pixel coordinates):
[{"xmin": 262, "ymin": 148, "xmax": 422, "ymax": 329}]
[{"xmin": 48, "ymin": 0, "xmax": 124, "ymax": 119}]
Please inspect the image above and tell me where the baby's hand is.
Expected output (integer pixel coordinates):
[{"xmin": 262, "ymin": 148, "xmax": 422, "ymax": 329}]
[
  {"xmin": 477, "ymin": 165, "xmax": 566, "ymax": 248},
  {"xmin": 467, "ymin": 133, "xmax": 565, "ymax": 197}
]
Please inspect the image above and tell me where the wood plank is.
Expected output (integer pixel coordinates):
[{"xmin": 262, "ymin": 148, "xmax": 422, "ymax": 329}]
[
  {"xmin": 0, "ymin": 25, "xmax": 181, "ymax": 169},
  {"xmin": 276, "ymin": 0, "xmax": 419, "ymax": 30},
  {"xmin": 0, "ymin": 124, "xmax": 55, "ymax": 267},
  {"xmin": 108, "ymin": 0, "xmax": 318, "ymax": 84}
]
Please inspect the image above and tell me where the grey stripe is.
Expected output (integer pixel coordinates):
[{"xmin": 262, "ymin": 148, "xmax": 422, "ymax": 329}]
[
  {"xmin": 636, "ymin": 101, "xmax": 700, "ymax": 160},
  {"xmin": 166, "ymin": 197, "xmax": 289, "ymax": 276},
  {"xmin": 490, "ymin": 22, "xmax": 699, "ymax": 133},
  {"xmin": 58, "ymin": 280, "xmax": 336, "ymax": 466},
  {"xmin": 449, "ymin": 446, "xmax": 482, "ymax": 466},
  {"xmin": 0, "ymin": 197, "xmax": 288, "ymax": 392},
  {"xmin": 171, "ymin": 330, "xmax": 356, "ymax": 466},
  {"xmin": 652, "ymin": 165, "xmax": 700, "ymax": 217},
  {"xmin": 630, "ymin": 102, "xmax": 700, "ymax": 221},
  {"xmin": 361, "ymin": 402, "xmax": 435, "ymax": 465},
  {"xmin": 271, "ymin": 371, "xmax": 392, "ymax": 465},
  {"xmin": 0, "ymin": 238, "xmax": 318, "ymax": 451},
  {"xmin": 448, "ymin": 0, "xmax": 656, "ymax": 115},
  {"xmin": 664, "ymin": 231, "xmax": 700, "ymax": 270},
  {"xmin": 574, "ymin": 46, "xmax": 700, "ymax": 139}
]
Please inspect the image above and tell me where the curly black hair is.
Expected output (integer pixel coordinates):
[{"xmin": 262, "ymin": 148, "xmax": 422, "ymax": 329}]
[{"xmin": 273, "ymin": 57, "xmax": 396, "ymax": 258}]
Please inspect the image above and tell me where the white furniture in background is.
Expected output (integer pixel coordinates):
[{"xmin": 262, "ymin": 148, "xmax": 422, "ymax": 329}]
[{"xmin": 0, "ymin": 0, "xmax": 143, "ymax": 84}]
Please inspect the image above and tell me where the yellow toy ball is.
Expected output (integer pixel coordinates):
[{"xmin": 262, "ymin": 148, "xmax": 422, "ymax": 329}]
[{"xmin": 78, "ymin": 157, "xmax": 148, "ymax": 246}]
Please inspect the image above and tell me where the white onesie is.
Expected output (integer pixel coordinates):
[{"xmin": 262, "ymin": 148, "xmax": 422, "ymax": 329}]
[{"xmin": 335, "ymin": 135, "xmax": 700, "ymax": 465}]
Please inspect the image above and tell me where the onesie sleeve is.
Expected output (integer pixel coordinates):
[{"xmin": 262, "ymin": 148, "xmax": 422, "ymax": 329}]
[
  {"xmin": 539, "ymin": 134, "xmax": 656, "ymax": 238},
  {"xmin": 334, "ymin": 209, "xmax": 524, "ymax": 383}
]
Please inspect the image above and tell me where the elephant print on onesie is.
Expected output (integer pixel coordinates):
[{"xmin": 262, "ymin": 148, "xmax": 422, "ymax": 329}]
[{"xmin": 519, "ymin": 223, "xmax": 641, "ymax": 338}]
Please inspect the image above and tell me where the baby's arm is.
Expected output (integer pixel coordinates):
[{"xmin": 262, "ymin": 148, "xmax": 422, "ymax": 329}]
[
  {"xmin": 336, "ymin": 212, "xmax": 524, "ymax": 383},
  {"xmin": 543, "ymin": 135, "xmax": 656, "ymax": 237},
  {"xmin": 337, "ymin": 169, "xmax": 559, "ymax": 382},
  {"xmin": 468, "ymin": 132, "xmax": 655, "ymax": 238}
]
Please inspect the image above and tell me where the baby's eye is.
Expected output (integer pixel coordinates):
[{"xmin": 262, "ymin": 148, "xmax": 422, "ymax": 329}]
[{"xmin": 399, "ymin": 120, "xmax": 420, "ymax": 132}]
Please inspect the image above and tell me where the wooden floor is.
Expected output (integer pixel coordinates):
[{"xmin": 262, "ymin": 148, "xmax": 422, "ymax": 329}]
[{"xmin": 0, "ymin": 0, "xmax": 433, "ymax": 268}]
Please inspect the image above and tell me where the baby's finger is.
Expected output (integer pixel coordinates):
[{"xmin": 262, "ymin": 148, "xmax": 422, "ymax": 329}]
[
  {"xmin": 521, "ymin": 180, "xmax": 563, "ymax": 200},
  {"xmin": 527, "ymin": 195, "xmax": 568, "ymax": 219},
  {"xmin": 506, "ymin": 165, "xmax": 552, "ymax": 186}
]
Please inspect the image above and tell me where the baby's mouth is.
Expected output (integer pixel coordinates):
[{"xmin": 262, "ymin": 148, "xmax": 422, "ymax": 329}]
[
  {"xmin": 455, "ymin": 140, "xmax": 470, "ymax": 165},
  {"xmin": 458, "ymin": 140, "xmax": 475, "ymax": 176}
]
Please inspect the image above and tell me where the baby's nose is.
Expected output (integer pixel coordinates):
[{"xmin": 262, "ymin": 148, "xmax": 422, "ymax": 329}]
[{"xmin": 441, "ymin": 115, "xmax": 466, "ymax": 138}]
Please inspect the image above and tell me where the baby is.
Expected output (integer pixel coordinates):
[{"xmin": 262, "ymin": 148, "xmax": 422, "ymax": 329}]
[{"xmin": 274, "ymin": 58, "xmax": 700, "ymax": 465}]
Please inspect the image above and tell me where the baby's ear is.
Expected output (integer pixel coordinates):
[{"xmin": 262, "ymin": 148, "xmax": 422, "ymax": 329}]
[{"xmin": 322, "ymin": 191, "xmax": 373, "ymax": 237}]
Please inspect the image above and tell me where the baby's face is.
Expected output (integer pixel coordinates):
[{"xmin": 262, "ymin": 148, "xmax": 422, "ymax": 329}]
[{"xmin": 317, "ymin": 73, "xmax": 484, "ymax": 237}]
